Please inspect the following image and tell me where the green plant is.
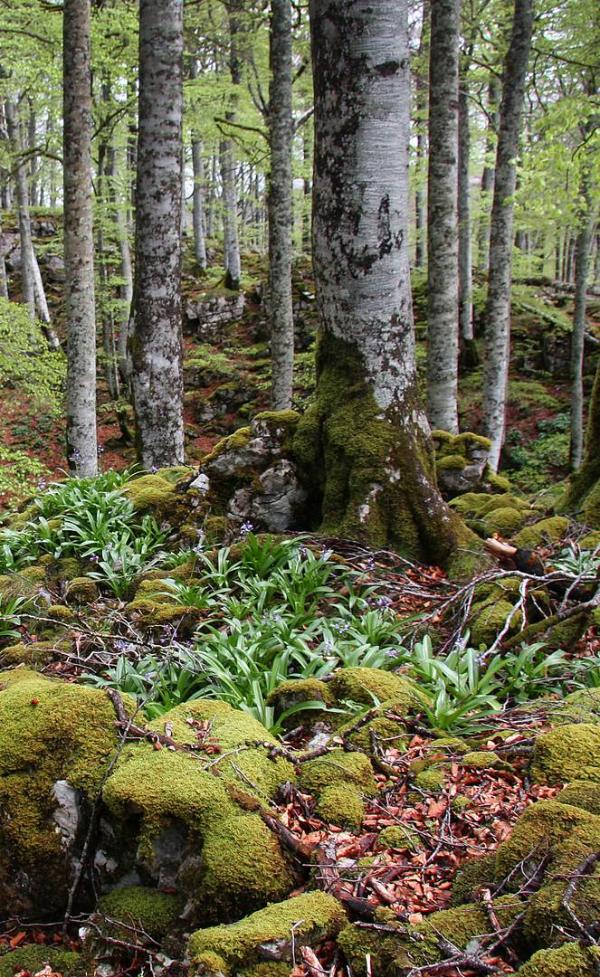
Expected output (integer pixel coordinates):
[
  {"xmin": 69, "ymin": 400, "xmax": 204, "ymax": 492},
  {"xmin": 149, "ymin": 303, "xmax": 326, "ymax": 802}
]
[
  {"xmin": 552, "ymin": 545, "xmax": 600, "ymax": 579},
  {"xmin": 0, "ymin": 593, "xmax": 32, "ymax": 642}
]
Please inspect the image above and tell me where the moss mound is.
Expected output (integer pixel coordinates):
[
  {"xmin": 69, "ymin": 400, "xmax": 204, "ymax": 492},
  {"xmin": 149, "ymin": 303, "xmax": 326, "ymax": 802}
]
[
  {"xmin": 188, "ymin": 891, "xmax": 346, "ymax": 976},
  {"xmin": 517, "ymin": 943, "xmax": 600, "ymax": 976},
  {"xmin": 315, "ymin": 784, "xmax": 365, "ymax": 828},
  {"xmin": 531, "ymin": 724, "xmax": 600, "ymax": 784},
  {"xmin": 0, "ymin": 947, "xmax": 85, "ymax": 977},
  {"xmin": 328, "ymin": 667, "xmax": 417, "ymax": 708},
  {"xmin": 0, "ymin": 669, "xmax": 119, "ymax": 915},
  {"xmin": 97, "ymin": 886, "xmax": 184, "ymax": 939},
  {"xmin": 298, "ymin": 749, "xmax": 377, "ymax": 797}
]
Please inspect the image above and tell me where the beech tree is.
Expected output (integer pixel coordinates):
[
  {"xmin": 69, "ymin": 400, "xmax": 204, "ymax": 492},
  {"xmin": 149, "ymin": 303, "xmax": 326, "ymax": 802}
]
[
  {"xmin": 302, "ymin": 0, "xmax": 468, "ymax": 564},
  {"xmin": 268, "ymin": 0, "xmax": 294, "ymax": 410},
  {"xmin": 130, "ymin": 0, "xmax": 185, "ymax": 469},
  {"xmin": 426, "ymin": 0, "xmax": 460, "ymax": 433},
  {"xmin": 482, "ymin": 0, "xmax": 534, "ymax": 471},
  {"xmin": 63, "ymin": 0, "xmax": 98, "ymax": 476}
]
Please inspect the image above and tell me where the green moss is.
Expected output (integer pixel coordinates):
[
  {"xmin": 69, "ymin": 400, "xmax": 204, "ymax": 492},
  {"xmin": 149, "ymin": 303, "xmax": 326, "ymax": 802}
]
[
  {"xmin": 415, "ymin": 767, "xmax": 446, "ymax": 790},
  {"xmin": 517, "ymin": 944, "xmax": 600, "ymax": 977},
  {"xmin": 437, "ymin": 454, "xmax": 467, "ymax": 471},
  {"xmin": 0, "ymin": 640, "xmax": 62, "ymax": 666},
  {"xmin": 0, "ymin": 947, "xmax": 85, "ymax": 977},
  {"xmin": 97, "ymin": 886, "xmax": 184, "ymax": 939},
  {"xmin": 450, "ymin": 853, "xmax": 497, "ymax": 905},
  {"xmin": 430, "ymin": 736, "xmax": 470, "ymax": 754},
  {"xmin": 552, "ymin": 688, "xmax": 600, "ymax": 725},
  {"xmin": 299, "ymin": 749, "xmax": 377, "ymax": 797},
  {"xmin": 470, "ymin": 598, "xmax": 519, "ymax": 647},
  {"xmin": 494, "ymin": 800, "xmax": 598, "ymax": 882},
  {"xmin": 450, "ymin": 491, "xmax": 531, "ymax": 519},
  {"xmin": 291, "ymin": 331, "xmax": 478, "ymax": 567},
  {"xmin": 450, "ymin": 794, "xmax": 471, "ymax": 812},
  {"xmin": 188, "ymin": 891, "xmax": 346, "ymax": 975},
  {"xmin": 204, "ymin": 427, "xmax": 252, "ymax": 464},
  {"xmin": 123, "ymin": 473, "xmax": 179, "ymax": 513},
  {"xmin": 316, "ymin": 784, "xmax": 364, "ymax": 828},
  {"xmin": 482, "ymin": 506, "xmax": 527, "ymax": 537},
  {"xmin": 339, "ymin": 895, "xmax": 522, "ymax": 977},
  {"xmin": 329, "ymin": 667, "xmax": 418, "ymax": 708},
  {"xmin": 341, "ymin": 714, "xmax": 408, "ymax": 753},
  {"xmin": 514, "ymin": 516, "xmax": 570, "ymax": 550},
  {"xmin": 531, "ymin": 723, "xmax": 600, "ymax": 784},
  {"xmin": 524, "ymin": 820, "xmax": 600, "ymax": 945},
  {"xmin": 488, "ymin": 472, "xmax": 511, "ymax": 492},
  {"xmin": 267, "ymin": 677, "xmax": 335, "ymax": 718},
  {"xmin": 376, "ymin": 824, "xmax": 423, "ymax": 852},
  {"xmin": 47, "ymin": 603, "xmax": 76, "ymax": 622},
  {"xmin": 0, "ymin": 670, "xmax": 119, "ymax": 914},
  {"xmin": 557, "ymin": 781, "xmax": 600, "ymax": 815},
  {"xmin": 461, "ymin": 751, "xmax": 502, "ymax": 769},
  {"xmin": 579, "ymin": 531, "xmax": 600, "ymax": 549},
  {"xmin": 65, "ymin": 575, "xmax": 99, "ymax": 604}
]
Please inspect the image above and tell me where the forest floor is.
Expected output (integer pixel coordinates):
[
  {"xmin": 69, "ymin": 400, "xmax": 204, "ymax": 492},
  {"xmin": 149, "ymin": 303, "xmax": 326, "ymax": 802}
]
[{"xmin": 1, "ymin": 215, "xmax": 600, "ymax": 977}]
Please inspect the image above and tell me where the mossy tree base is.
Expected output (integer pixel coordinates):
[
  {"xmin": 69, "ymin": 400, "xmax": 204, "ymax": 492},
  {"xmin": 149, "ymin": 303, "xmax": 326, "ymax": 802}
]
[{"xmin": 292, "ymin": 333, "xmax": 480, "ymax": 569}]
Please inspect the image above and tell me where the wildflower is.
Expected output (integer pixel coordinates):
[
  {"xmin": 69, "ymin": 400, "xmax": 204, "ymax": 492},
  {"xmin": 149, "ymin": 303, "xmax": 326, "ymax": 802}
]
[{"xmin": 239, "ymin": 520, "xmax": 254, "ymax": 536}]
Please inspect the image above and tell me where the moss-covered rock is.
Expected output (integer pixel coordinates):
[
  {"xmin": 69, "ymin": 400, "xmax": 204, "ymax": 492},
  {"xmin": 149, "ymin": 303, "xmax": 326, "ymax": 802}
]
[
  {"xmin": 188, "ymin": 891, "xmax": 347, "ymax": 976},
  {"xmin": 0, "ymin": 669, "xmax": 119, "ymax": 915},
  {"xmin": 376, "ymin": 824, "xmax": 423, "ymax": 852},
  {"xmin": 531, "ymin": 723, "xmax": 600, "ymax": 784},
  {"xmin": 65, "ymin": 575, "xmax": 99, "ymax": 604},
  {"xmin": 103, "ymin": 700, "xmax": 297, "ymax": 923},
  {"xmin": 267, "ymin": 677, "xmax": 335, "ymax": 724},
  {"xmin": 315, "ymin": 784, "xmax": 364, "ymax": 829},
  {"xmin": 514, "ymin": 516, "xmax": 570, "ymax": 550},
  {"xmin": 557, "ymin": 781, "xmax": 600, "ymax": 815},
  {"xmin": 328, "ymin": 667, "xmax": 418, "ymax": 708},
  {"xmin": 0, "ymin": 639, "xmax": 64, "ymax": 666},
  {"xmin": 461, "ymin": 751, "xmax": 503, "ymax": 769},
  {"xmin": 470, "ymin": 598, "xmax": 519, "ymax": 647},
  {"xmin": 339, "ymin": 895, "xmax": 522, "ymax": 977},
  {"xmin": 298, "ymin": 749, "xmax": 377, "ymax": 797},
  {"xmin": 551, "ymin": 689, "xmax": 600, "ymax": 725},
  {"xmin": 450, "ymin": 853, "xmax": 497, "ymax": 905},
  {"xmin": 96, "ymin": 885, "xmax": 184, "ymax": 939},
  {"xmin": 494, "ymin": 801, "xmax": 599, "ymax": 882},
  {"xmin": 482, "ymin": 506, "xmax": 528, "ymax": 537},
  {"xmin": 517, "ymin": 943, "xmax": 600, "ymax": 976},
  {"xmin": 415, "ymin": 767, "xmax": 446, "ymax": 790},
  {"xmin": 0, "ymin": 946, "xmax": 85, "ymax": 977}
]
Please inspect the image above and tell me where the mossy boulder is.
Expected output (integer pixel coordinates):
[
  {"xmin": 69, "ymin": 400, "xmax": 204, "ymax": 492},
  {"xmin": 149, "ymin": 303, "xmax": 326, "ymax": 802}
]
[
  {"xmin": 0, "ymin": 946, "xmax": 85, "ymax": 977},
  {"xmin": 267, "ymin": 677, "xmax": 335, "ymax": 725},
  {"xmin": 315, "ymin": 784, "xmax": 364, "ymax": 828},
  {"xmin": 96, "ymin": 885, "xmax": 184, "ymax": 939},
  {"xmin": 523, "ymin": 819, "xmax": 600, "ymax": 945},
  {"xmin": 517, "ymin": 944, "xmax": 600, "ymax": 976},
  {"xmin": 339, "ymin": 895, "xmax": 522, "ymax": 977},
  {"xmin": 414, "ymin": 767, "xmax": 446, "ymax": 790},
  {"xmin": 0, "ymin": 669, "xmax": 119, "ymax": 915},
  {"xmin": 470, "ymin": 598, "xmax": 519, "ymax": 647},
  {"xmin": 557, "ymin": 781, "xmax": 600, "ymax": 815},
  {"xmin": 531, "ymin": 723, "xmax": 600, "ymax": 784},
  {"xmin": 188, "ymin": 891, "xmax": 347, "ymax": 976},
  {"xmin": 551, "ymin": 688, "xmax": 600, "ymax": 725},
  {"xmin": 376, "ymin": 824, "xmax": 423, "ymax": 852},
  {"xmin": 461, "ymin": 751, "xmax": 504, "ymax": 769},
  {"xmin": 102, "ymin": 699, "xmax": 297, "ymax": 923},
  {"xmin": 328, "ymin": 667, "xmax": 418, "ymax": 709},
  {"xmin": 0, "ymin": 639, "xmax": 63, "ymax": 666},
  {"xmin": 482, "ymin": 506, "xmax": 528, "ymax": 538},
  {"xmin": 65, "ymin": 575, "xmax": 99, "ymax": 604},
  {"xmin": 298, "ymin": 749, "xmax": 377, "ymax": 798},
  {"xmin": 494, "ymin": 801, "xmax": 599, "ymax": 882},
  {"xmin": 514, "ymin": 516, "xmax": 570, "ymax": 550},
  {"xmin": 450, "ymin": 853, "xmax": 497, "ymax": 905}
]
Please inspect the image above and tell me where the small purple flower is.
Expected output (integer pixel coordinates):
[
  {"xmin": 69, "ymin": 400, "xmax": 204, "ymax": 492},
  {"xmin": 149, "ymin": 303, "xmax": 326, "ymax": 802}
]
[
  {"xmin": 376, "ymin": 595, "xmax": 393, "ymax": 609},
  {"xmin": 240, "ymin": 520, "xmax": 254, "ymax": 537},
  {"xmin": 150, "ymin": 465, "xmax": 158, "ymax": 474}
]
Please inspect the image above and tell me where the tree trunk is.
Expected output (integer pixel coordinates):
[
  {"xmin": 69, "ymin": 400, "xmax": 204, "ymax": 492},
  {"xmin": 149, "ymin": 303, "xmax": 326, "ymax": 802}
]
[
  {"xmin": 482, "ymin": 0, "xmax": 534, "ymax": 472},
  {"xmin": 221, "ymin": 1, "xmax": 242, "ymax": 291},
  {"xmin": 458, "ymin": 64, "xmax": 474, "ymax": 349},
  {"xmin": 268, "ymin": 0, "xmax": 295, "ymax": 410},
  {"xmin": 63, "ymin": 0, "xmax": 98, "ymax": 475},
  {"xmin": 569, "ymin": 106, "xmax": 596, "ymax": 472},
  {"xmin": 414, "ymin": 0, "xmax": 430, "ymax": 270},
  {"xmin": 301, "ymin": 0, "xmax": 470, "ymax": 567},
  {"xmin": 191, "ymin": 121, "xmax": 207, "ymax": 270},
  {"xmin": 5, "ymin": 101, "xmax": 36, "ymax": 321},
  {"xmin": 426, "ymin": 0, "xmax": 460, "ymax": 433},
  {"xmin": 130, "ymin": 0, "xmax": 185, "ymax": 469},
  {"xmin": 477, "ymin": 73, "xmax": 500, "ymax": 274},
  {"xmin": 302, "ymin": 126, "xmax": 312, "ymax": 254}
]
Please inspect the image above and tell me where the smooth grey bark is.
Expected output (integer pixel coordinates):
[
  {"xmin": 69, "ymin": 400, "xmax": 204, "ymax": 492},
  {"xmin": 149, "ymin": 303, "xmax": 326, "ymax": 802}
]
[
  {"xmin": 97, "ymin": 136, "xmax": 120, "ymax": 401},
  {"xmin": 570, "ymin": 155, "xmax": 595, "ymax": 470},
  {"xmin": 482, "ymin": 0, "xmax": 534, "ymax": 471},
  {"xmin": 426, "ymin": 0, "xmax": 460, "ymax": 433},
  {"xmin": 116, "ymin": 191, "xmax": 133, "ymax": 387},
  {"xmin": 191, "ymin": 122, "xmax": 207, "ymax": 271},
  {"xmin": 477, "ymin": 73, "xmax": 501, "ymax": 273},
  {"xmin": 130, "ymin": 0, "xmax": 185, "ymax": 469},
  {"xmin": 458, "ymin": 68, "xmax": 473, "ymax": 344},
  {"xmin": 268, "ymin": 0, "xmax": 295, "ymax": 410},
  {"xmin": 414, "ymin": 0, "xmax": 429, "ymax": 269},
  {"xmin": 220, "ymin": 1, "xmax": 242, "ymax": 291},
  {"xmin": 0, "ymin": 210, "xmax": 8, "ymax": 299},
  {"xmin": 64, "ymin": 0, "xmax": 98, "ymax": 475},
  {"xmin": 307, "ymin": 0, "xmax": 463, "ymax": 564},
  {"xmin": 5, "ymin": 101, "xmax": 35, "ymax": 321}
]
